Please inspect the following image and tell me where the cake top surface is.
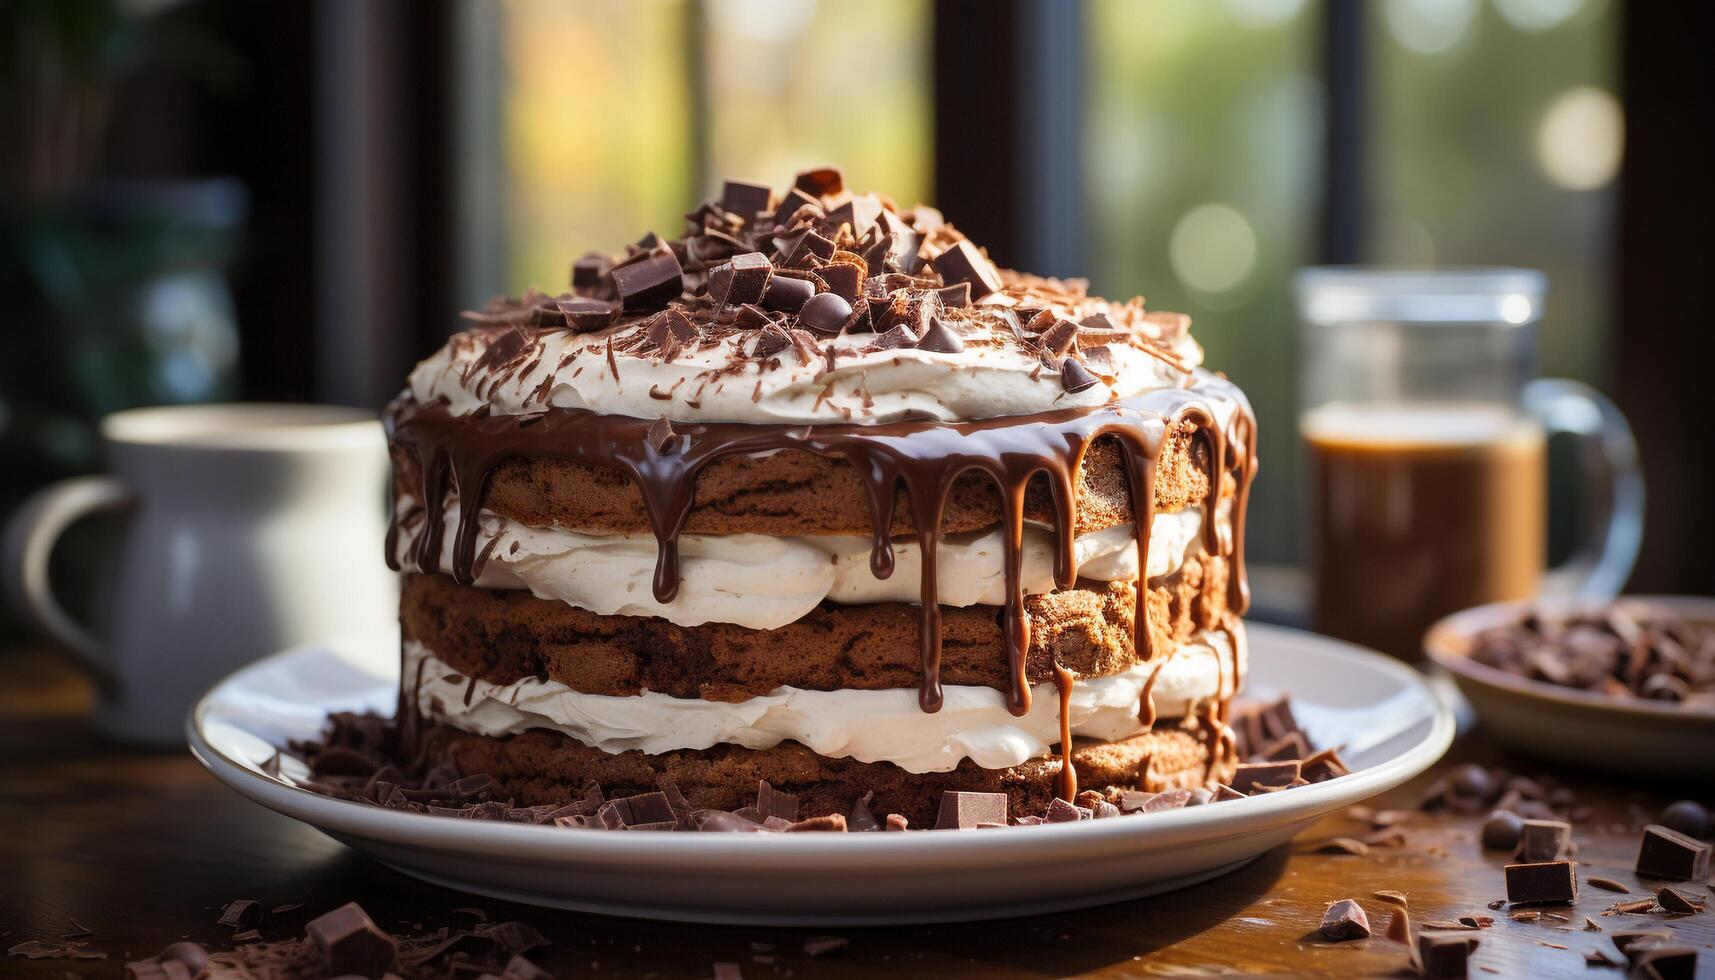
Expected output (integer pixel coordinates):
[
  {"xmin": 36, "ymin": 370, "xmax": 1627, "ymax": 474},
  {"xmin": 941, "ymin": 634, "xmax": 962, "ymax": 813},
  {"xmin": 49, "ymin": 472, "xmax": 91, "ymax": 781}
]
[{"xmin": 408, "ymin": 167, "xmax": 1210, "ymax": 425}]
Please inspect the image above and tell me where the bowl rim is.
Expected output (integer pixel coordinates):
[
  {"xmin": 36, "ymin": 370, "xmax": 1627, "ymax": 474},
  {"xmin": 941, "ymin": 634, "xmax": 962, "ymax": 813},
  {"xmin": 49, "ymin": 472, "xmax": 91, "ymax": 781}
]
[{"xmin": 1423, "ymin": 594, "xmax": 1715, "ymax": 724}]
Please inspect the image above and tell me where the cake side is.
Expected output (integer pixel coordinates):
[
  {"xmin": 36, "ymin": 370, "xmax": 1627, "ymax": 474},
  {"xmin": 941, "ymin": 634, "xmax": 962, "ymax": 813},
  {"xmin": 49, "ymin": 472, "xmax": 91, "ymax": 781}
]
[{"xmin": 380, "ymin": 167, "xmax": 1262, "ymax": 826}]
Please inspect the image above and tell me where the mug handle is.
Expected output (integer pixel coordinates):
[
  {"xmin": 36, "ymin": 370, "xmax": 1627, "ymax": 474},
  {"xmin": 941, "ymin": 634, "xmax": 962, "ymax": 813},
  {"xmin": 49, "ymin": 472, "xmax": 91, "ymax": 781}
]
[
  {"xmin": 1, "ymin": 475, "xmax": 134, "ymax": 692},
  {"xmin": 1522, "ymin": 378, "xmax": 1645, "ymax": 599}
]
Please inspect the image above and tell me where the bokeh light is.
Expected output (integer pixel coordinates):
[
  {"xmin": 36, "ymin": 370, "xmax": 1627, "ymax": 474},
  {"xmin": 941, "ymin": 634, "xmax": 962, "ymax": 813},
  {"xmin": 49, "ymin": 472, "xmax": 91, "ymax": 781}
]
[
  {"xmin": 1493, "ymin": 0, "xmax": 1585, "ymax": 33},
  {"xmin": 1536, "ymin": 86, "xmax": 1623, "ymax": 190},
  {"xmin": 1168, "ymin": 204, "xmax": 1258, "ymax": 296},
  {"xmin": 1383, "ymin": 0, "xmax": 1478, "ymax": 55}
]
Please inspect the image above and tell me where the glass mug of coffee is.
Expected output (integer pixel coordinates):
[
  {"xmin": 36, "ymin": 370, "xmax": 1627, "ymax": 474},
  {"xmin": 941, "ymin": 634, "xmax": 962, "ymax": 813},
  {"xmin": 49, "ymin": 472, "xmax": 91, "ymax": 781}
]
[{"xmin": 1296, "ymin": 268, "xmax": 1643, "ymax": 661}]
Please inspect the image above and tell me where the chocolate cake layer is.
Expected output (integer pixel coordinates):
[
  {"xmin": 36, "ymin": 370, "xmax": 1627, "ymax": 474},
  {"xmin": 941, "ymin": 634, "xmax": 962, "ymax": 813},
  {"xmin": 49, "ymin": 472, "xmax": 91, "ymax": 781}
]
[
  {"xmin": 425, "ymin": 719, "xmax": 1235, "ymax": 826},
  {"xmin": 401, "ymin": 553, "xmax": 1229, "ymax": 700},
  {"xmin": 390, "ymin": 420, "xmax": 1213, "ymax": 539}
]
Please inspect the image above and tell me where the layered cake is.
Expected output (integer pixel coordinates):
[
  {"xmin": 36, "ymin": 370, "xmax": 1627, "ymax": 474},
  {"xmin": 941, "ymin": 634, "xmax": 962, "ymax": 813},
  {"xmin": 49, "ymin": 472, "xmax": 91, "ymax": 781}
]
[{"xmin": 383, "ymin": 168, "xmax": 1259, "ymax": 827}]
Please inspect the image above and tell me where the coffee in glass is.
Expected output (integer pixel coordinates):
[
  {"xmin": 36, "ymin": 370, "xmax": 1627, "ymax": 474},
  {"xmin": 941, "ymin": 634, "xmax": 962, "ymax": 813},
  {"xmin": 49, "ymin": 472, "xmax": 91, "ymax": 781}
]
[{"xmin": 1296, "ymin": 268, "xmax": 1642, "ymax": 661}]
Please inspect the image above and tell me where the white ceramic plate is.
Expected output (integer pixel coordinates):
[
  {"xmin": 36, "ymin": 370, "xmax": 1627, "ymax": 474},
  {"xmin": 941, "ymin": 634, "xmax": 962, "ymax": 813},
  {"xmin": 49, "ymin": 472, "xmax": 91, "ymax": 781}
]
[
  {"xmin": 188, "ymin": 623, "xmax": 1452, "ymax": 926},
  {"xmin": 1426, "ymin": 594, "xmax": 1715, "ymax": 780}
]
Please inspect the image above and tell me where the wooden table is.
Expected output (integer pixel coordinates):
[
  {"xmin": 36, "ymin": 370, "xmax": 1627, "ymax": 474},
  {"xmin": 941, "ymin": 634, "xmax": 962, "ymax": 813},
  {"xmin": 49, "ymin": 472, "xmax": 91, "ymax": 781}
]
[{"xmin": 3, "ymin": 648, "xmax": 1710, "ymax": 979}]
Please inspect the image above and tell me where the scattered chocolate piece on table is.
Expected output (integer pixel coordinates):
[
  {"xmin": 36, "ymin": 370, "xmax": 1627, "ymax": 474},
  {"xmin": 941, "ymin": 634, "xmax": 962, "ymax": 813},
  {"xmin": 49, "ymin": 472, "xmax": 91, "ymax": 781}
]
[
  {"xmin": 1415, "ymin": 934, "xmax": 1478, "ymax": 978},
  {"xmin": 1318, "ymin": 899, "xmax": 1371, "ymax": 941},
  {"xmin": 1514, "ymin": 819, "xmax": 1571, "ymax": 862},
  {"xmin": 217, "ymin": 899, "xmax": 261, "ymax": 929},
  {"xmin": 1658, "ymin": 800, "xmax": 1709, "ymax": 839},
  {"xmin": 1636, "ymin": 824, "xmax": 1712, "ymax": 880},
  {"xmin": 1629, "ymin": 946, "xmax": 1699, "ymax": 979},
  {"xmin": 305, "ymin": 902, "xmax": 398, "ymax": 979},
  {"xmin": 1504, "ymin": 861, "xmax": 1579, "ymax": 905},
  {"xmin": 1586, "ymin": 875, "xmax": 1629, "ymax": 893},
  {"xmin": 1656, "ymin": 885, "xmax": 1705, "ymax": 914},
  {"xmin": 1480, "ymin": 810, "xmax": 1524, "ymax": 850}
]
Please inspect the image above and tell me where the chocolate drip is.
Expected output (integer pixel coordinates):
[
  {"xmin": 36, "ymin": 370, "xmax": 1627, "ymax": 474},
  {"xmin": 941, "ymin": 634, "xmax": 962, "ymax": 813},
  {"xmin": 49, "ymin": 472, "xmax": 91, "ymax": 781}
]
[
  {"xmin": 385, "ymin": 376, "xmax": 1255, "ymax": 718},
  {"xmin": 1052, "ymin": 663, "xmax": 1078, "ymax": 803}
]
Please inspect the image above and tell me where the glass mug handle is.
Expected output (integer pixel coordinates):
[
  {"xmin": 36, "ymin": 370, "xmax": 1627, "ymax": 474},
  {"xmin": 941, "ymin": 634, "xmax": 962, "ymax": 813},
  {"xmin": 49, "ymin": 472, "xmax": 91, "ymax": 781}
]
[{"xmin": 1521, "ymin": 379, "xmax": 1645, "ymax": 599}]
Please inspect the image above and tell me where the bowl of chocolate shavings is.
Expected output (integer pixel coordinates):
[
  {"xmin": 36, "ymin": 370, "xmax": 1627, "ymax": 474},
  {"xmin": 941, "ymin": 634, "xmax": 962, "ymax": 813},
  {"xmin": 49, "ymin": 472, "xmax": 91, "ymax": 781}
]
[{"xmin": 1425, "ymin": 595, "xmax": 1715, "ymax": 779}]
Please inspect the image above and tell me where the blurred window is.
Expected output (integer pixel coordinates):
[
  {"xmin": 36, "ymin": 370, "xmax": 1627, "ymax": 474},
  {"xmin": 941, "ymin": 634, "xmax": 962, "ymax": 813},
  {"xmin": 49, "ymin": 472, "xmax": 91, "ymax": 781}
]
[{"xmin": 491, "ymin": 0, "xmax": 930, "ymax": 296}]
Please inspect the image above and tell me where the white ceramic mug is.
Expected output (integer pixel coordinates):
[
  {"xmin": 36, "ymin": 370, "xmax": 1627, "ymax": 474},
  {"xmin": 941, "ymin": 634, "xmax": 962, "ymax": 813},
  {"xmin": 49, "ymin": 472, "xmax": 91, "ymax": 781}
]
[{"xmin": 2, "ymin": 403, "xmax": 398, "ymax": 745}]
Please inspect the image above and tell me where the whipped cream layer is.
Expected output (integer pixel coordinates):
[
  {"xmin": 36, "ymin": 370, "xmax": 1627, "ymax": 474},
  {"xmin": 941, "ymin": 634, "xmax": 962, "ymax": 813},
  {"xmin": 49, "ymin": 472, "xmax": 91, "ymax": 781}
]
[
  {"xmin": 409, "ymin": 630, "xmax": 1241, "ymax": 773},
  {"xmin": 399, "ymin": 501, "xmax": 1203, "ymax": 629},
  {"xmin": 407, "ymin": 325, "xmax": 1204, "ymax": 426}
]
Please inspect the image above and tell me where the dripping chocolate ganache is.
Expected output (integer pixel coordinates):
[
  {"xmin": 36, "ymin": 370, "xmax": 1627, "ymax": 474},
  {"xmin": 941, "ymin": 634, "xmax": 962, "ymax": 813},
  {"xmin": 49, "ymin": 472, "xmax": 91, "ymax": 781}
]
[{"xmin": 374, "ymin": 168, "xmax": 1264, "ymax": 828}]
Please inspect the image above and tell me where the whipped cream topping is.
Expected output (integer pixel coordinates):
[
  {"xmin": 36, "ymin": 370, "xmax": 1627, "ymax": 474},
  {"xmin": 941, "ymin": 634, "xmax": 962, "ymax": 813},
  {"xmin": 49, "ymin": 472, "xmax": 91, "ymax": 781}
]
[
  {"xmin": 408, "ymin": 630, "xmax": 1241, "ymax": 773},
  {"xmin": 407, "ymin": 324, "xmax": 1203, "ymax": 426},
  {"xmin": 398, "ymin": 500, "xmax": 1204, "ymax": 630}
]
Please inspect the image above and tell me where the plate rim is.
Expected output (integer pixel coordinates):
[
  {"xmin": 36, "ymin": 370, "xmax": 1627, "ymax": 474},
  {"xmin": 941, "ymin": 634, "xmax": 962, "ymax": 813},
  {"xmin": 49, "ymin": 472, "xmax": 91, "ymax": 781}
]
[
  {"xmin": 1424, "ymin": 594, "xmax": 1715, "ymax": 727},
  {"xmin": 187, "ymin": 621, "xmax": 1455, "ymax": 870}
]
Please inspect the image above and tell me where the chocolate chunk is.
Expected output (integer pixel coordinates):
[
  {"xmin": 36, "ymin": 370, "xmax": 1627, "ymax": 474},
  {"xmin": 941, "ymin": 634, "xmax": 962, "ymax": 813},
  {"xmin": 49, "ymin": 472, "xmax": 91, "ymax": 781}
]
[
  {"xmin": 793, "ymin": 166, "xmax": 844, "ymax": 198},
  {"xmin": 1229, "ymin": 760, "xmax": 1302, "ymax": 794},
  {"xmin": 842, "ymin": 297, "xmax": 874, "ymax": 334},
  {"xmin": 1657, "ymin": 885, "xmax": 1704, "ymax": 914},
  {"xmin": 756, "ymin": 780, "xmax": 800, "ymax": 822},
  {"xmin": 936, "ymin": 281, "xmax": 972, "ymax": 309},
  {"xmin": 1046, "ymin": 798, "xmax": 1084, "ymax": 823},
  {"xmin": 798, "ymin": 291, "xmax": 853, "ymax": 334},
  {"xmin": 1586, "ymin": 875, "xmax": 1629, "ymax": 892},
  {"xmin": 1058, "ymin": 357, "xmax": 1098, "ymax": 394},
  {"xmin": 720, "ymin": 180, "xmax": 772, "ymax": 217},
  {"xmin": 1300, "ymin": 747, "xmax": 1350, "ymax": 783},
  {"xmin": 1660, "ymin": 800, "xmax": 1709, "ymax": 839},
  {"xmin": 753, "ymin": 324, "xmax": 793, "ymax": 358},
  {"xmin": 1037, "ymin": 315, "xmax": 1080, "ymax": 356},
  {"xmin": 1212, "ymin": 784, "xmax": 1246, "ymax": 802},
  {"xmin": 826, "ymin": 194, "xmax": 881, "ymax": 235},
  {"xmin": 887, "ymin": 227, "xmax": 923, "ymax": 274},
  {"xmin": 867, "ymin": 323, "xmax": 920, "ymax": 351},
  {"xmin": 600, "ymin": 791, "xmax": 676, "ymax": 828},
  {"xmin": 218, "ymin": 899, "xmax": 261, "ymax": 929},
  {"xmin": 820, "ymin": 262, "xmax": 862, "ymax": 303},
  {"xmin": 571, "ymin": 252, "xmax": 609, "ymax": 292},
  {"xmin": 930, "ymin": 240, "xmax": 1003, "ymax": 299},
  {"xmin": 1612, "ymin": 929, "xmax": 1674, "ymax": 956},
  {"xmin": 885, "ymin": 813, "xmax": 909, "ymax": 831},
  {"xmin": 772, "ymin": 188, "xmax": 820, "ymax": 227},
  {"xmin": 1631, "ymin": 946, "xmax": 1699, "ymax": 980},
  {"xmin": 762, "ymin": 274, "xmax": 815, "ymax": 313},
  {"xmin": 1416, "ymin": 934, "xmax": 1477, "ymax": 977},
  {"xmin": 935, "ymin": 791, "xmax": 1008, "ymax": 830},
  {"xmin": 306, "ymin": 903, "xmax": 397, "ymax": 979},
  {"xmin": 1319, "ymin": 899, "xmax": 1371, "ymax": 941},
  {"xmin": 733, "ymin": 303, "xmax": 775, "ymax": 331},
  {"xmin": 1504, "ymin": 861, "xmax": 1578, "ymax": 904},
  {"xmin": 847, "ymin": 792, "xmax": 881, "ymax": 832},
  {"xmin": 708, "ymin": 252, "xmax": 772, "ymax": 309},
  {"xmin": 556, "ymin": 298, "xmax": 617, "ymax": 333},
  {"xmin": 610, "ymin": 249, "xmax": 683, "ymax": 311},
  {"xmin": 1514, "ymin": 819, "xmax": 1571, "ymax": 862},
  {"xmin": 917, "ymin": 315, "xmax": 965, "ymax": 354},
  {"xmin": 1637, "ymin": 824, "xmax": 1712, "ymax": 880},
  {"xmin": 1257, "ymin": 730, "xmax": 1309, "ymax": 762},
  {"xmin": 1481, "ymin": 810, "xmax": 1524, "ymax": 850},
  {"xmin": 782, "ymin": 229, "xmax": 836, "ymax": 266}
]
